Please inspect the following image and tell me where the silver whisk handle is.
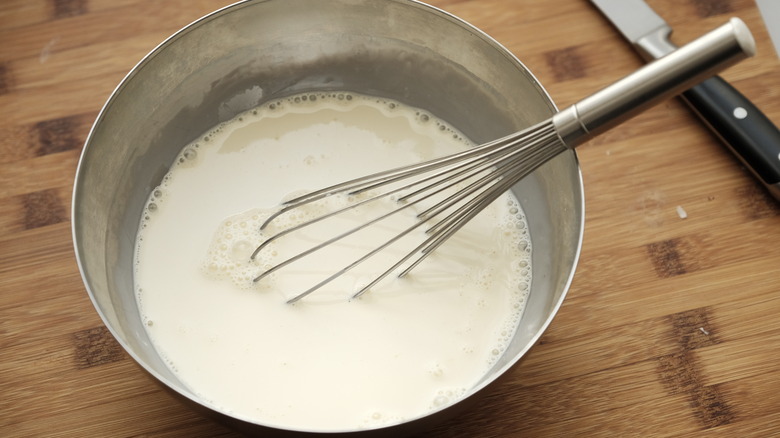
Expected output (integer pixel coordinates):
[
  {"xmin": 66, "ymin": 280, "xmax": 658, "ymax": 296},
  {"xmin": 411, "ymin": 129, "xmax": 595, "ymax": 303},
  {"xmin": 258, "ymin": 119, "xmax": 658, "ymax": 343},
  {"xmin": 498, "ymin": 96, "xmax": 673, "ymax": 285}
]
[{"xmin": 553, "ymin": 17, "xmax": 756, "ymax": 148}]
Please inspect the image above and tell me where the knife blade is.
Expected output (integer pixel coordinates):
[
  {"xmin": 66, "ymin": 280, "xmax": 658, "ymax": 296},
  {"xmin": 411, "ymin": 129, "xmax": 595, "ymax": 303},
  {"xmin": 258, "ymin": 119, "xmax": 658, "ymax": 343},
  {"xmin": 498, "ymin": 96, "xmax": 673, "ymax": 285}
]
[{"xmin": 591, "ymin": 0, "xmax": 780, "ymax": 200}]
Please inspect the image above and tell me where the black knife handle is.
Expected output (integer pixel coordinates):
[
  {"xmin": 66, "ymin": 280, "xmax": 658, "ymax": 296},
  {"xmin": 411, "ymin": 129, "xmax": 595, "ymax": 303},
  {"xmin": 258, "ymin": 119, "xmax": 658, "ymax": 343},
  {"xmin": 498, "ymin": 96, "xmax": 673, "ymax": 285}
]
[{"xmin": 680, "ymin": 76, "xmax": 780, "ymax": 188}]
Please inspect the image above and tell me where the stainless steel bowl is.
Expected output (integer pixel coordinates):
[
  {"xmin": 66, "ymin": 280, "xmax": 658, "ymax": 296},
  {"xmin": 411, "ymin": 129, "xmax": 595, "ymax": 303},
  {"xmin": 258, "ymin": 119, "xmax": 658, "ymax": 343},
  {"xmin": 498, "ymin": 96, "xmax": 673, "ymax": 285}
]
[{"xmin": 72, "ymin": 0, "xmax": 584, "ymax": 435}]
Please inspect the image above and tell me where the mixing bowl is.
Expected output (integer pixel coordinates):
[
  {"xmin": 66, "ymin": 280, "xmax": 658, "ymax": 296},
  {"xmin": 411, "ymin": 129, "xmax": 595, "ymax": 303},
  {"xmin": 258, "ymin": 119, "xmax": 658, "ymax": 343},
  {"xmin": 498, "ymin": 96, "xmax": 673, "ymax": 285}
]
[{"xmin": 72, "ymin": 0, "xmax": 584, "ymax": 435}]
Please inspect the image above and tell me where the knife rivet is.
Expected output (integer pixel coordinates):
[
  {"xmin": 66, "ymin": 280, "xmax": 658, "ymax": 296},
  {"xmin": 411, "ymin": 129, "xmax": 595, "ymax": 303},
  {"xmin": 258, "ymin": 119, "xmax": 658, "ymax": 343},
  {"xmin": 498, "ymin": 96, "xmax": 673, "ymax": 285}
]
[{"xmin": 733, "ymin": 107, "xmax": 748, "ymax": 119}]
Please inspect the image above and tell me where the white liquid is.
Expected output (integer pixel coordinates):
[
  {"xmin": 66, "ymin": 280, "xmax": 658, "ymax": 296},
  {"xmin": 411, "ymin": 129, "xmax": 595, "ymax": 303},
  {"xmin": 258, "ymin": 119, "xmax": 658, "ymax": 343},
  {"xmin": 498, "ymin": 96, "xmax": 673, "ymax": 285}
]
[{"xmin": 135, "ymin": 92, "xmax": 532, "ymax": 431}]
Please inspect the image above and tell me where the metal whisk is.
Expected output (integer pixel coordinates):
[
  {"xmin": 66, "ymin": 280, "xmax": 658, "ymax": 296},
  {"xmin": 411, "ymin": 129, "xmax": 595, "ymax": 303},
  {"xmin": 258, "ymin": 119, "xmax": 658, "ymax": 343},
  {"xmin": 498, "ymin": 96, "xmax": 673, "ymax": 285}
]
[{"xmin": 252, "ymin": 18, "xmax": 755, "ymax": 303}]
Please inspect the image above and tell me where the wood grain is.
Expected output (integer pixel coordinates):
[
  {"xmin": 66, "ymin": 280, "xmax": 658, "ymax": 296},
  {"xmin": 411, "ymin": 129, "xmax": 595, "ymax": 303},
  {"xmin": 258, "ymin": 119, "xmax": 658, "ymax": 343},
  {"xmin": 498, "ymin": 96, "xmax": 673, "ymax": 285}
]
[{"xmin": 2, "ymin": 0, "xmax": 780, "ymax": 437}]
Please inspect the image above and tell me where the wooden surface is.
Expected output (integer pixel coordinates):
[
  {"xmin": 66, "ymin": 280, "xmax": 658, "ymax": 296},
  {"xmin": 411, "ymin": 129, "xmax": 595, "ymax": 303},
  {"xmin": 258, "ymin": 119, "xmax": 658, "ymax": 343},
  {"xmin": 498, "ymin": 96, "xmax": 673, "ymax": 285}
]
[{"xmin": 2, "ymin": 0, "xmax": 780, "ymax": 436}]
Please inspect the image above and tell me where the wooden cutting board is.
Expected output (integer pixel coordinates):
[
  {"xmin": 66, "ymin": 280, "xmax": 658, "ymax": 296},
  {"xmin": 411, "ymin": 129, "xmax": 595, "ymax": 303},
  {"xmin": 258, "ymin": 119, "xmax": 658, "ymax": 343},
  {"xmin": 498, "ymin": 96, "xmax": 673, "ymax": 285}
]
[{"xmin": 2, "ymin": 0, "xmax": 780, "ymax": 436}]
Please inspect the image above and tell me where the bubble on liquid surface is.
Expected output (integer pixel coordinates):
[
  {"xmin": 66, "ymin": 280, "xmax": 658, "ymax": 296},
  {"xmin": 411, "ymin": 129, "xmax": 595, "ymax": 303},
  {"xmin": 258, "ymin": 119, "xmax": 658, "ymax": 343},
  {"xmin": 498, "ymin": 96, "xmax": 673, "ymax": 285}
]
[
  {"xmin": 182, "ymin": 147, "xmax": 197, "ymax": 161},
  {"xmin": 230, "ymin": 240, "xmax": 253, "ymax": 263},
  {"xmin": 199, "ymin": 209, "xmax": 272, "ymax": 289},
  {"xmin": 432, "ymin": 395, "xmax": 449, "ymax": 407}
]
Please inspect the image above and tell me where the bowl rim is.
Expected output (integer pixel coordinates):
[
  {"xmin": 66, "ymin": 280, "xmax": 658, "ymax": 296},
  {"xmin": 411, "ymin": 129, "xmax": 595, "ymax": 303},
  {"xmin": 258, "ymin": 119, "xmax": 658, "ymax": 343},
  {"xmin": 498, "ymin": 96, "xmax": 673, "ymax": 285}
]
[{"xmin": 71, "ymin": 0, "xmax": 585, "ymax": 434}]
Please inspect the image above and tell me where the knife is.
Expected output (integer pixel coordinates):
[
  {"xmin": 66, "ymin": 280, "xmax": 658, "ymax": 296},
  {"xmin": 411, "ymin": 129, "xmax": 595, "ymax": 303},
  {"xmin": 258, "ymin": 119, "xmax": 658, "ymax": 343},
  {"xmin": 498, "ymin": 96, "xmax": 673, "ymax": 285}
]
[{"xmin": 591, "ymin": 0, "xmax": 780, "ymax": 200}]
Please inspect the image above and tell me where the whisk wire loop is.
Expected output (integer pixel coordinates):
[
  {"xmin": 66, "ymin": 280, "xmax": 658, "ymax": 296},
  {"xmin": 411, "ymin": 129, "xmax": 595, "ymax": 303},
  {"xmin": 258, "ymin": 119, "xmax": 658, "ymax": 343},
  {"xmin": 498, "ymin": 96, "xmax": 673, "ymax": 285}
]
[{"xmin": 258, "ymin": 121, "xmax": 564, "ymax": 303}]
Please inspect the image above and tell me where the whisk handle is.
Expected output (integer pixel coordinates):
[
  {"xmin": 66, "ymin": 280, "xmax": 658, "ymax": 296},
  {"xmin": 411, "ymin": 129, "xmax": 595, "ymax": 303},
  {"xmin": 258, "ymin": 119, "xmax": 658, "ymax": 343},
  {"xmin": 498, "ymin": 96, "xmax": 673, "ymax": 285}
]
[{"xmin": 553, "ymin": 17, "xmax": 755, "ymax": 148}]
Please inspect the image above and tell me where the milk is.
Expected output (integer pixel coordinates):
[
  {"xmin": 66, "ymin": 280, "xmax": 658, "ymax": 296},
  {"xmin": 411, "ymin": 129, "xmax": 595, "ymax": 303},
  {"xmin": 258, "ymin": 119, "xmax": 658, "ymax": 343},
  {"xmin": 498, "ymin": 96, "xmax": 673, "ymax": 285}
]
[{"xmin": 134, "ymin": 92, "xmax": 532, "ymax": 431}]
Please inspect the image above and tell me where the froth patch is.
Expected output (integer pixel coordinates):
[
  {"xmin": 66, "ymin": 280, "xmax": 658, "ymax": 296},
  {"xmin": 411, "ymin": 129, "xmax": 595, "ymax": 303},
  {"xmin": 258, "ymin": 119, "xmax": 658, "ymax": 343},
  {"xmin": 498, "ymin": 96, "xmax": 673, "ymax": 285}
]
[
  {"xmin": 429, "ymin": 387, "xmax": 466, "ymax": 411},
  {"xmin": 202, "ymin": 209, "xmax": 268, "ymax": 289},
  {"xmin": 200, "ymin": 197, "xmax": 359, "ymax": 297},
  {"xmin": 360, "ymin": 411, "xmax": 405, "ymax": 430}
]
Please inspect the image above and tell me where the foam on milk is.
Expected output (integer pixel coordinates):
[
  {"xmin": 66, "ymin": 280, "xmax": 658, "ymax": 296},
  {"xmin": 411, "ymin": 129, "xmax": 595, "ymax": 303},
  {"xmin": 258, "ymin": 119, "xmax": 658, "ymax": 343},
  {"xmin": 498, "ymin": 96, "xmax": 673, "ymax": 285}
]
[{"xmin": 134, "ymin": 92, "xmax": 532, "ymax": 431}]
